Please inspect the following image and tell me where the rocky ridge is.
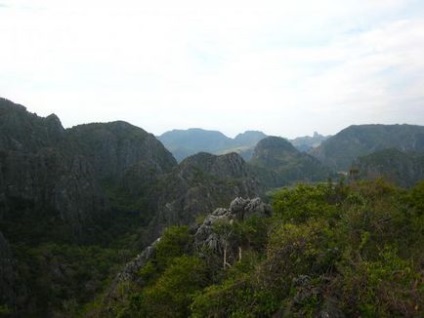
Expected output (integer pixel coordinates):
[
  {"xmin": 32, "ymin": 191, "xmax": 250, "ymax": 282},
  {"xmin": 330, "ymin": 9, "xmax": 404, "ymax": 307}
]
[
  {"xmin": 115, "ymin": 197, "xmax": 271, "ymax": 284},
  {"xmin": 151, "ymin": 152, "xmax": 262, "ymax": 236}
]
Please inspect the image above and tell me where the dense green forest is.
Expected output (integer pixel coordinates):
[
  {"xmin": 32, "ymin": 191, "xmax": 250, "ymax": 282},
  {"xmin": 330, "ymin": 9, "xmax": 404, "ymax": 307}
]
[{"xmin": 86, "ymin": 179, "xmax": 424, "ymax": 317}]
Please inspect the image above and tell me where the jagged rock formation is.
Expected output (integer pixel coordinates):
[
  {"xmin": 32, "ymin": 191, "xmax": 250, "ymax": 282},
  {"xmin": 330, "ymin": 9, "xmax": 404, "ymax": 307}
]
[
  {"xmin": 0, "ymin": 98, "xmax": 65, "ymax": 151},
  {"xmin": 66, "ymin": 121, "xmax": 177, "ymax": 215},
  {"xmin": 310, "ymin": 124, "xmax": 424, "ymax": 171},
  {"xmin": 67, "ymin": 121, "xmax": 176, "ymax": 184},
  {"xmin": 352, "ymin": 149, "xmax": 424, "ymax": 187},
  {"xmin": 0, "ymin": 98, "xmax": 107, "ymax": 241},
  {"xmin": 151, "ymin": 152, "xmax": 262, "ymax": 237},
  {"xmin": 194, "ymin": 197, "xmax": 271, "ymax": 251},
  {"xmin": 250, "ymin": 136, "xmax": 332, "ymax": 188},
  {"xmin": 112, "ymin": 197, "xmax": 271, "ymax": 286}
]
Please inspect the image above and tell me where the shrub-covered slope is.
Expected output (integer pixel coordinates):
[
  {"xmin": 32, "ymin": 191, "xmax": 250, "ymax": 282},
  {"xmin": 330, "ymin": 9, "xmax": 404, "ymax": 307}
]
[{"xmin": 96, "ymin": 179, "xmax": 424, "ymax": 318}]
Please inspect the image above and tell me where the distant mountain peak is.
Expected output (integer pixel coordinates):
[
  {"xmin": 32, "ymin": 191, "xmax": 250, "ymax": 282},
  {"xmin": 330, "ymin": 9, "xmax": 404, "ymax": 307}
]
[{"xmin": 158, "ymin": 128, "xmax": 267, "ymax": 162}]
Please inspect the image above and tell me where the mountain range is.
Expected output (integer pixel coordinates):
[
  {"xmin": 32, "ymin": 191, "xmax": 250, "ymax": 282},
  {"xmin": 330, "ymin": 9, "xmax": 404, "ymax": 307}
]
[
  {"xmin": 158, "ymin": 128, "xmax": 330, "ymax": 162},
  {"xmin": 1, "ymin": 97, "xmax": 424, "ymax": 317}
]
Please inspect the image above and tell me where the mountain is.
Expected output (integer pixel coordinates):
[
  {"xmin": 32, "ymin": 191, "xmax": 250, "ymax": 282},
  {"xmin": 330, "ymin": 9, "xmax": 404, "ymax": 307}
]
[
  {"xmin": 2, "ymin": 96, "xmax": 424, "ymax": 317},
  {"xmin": 0, "ymin": 98, "xmax": 178, "ymax": 316},
  {"xmin": 250, "ymin": 136, "xmax": 333, "ymax": 188},
  {"xmin": 0, "ymin": 98, "xmax": 108, "ymax": 242},
  {"xmin": 0, "ymin": 97, "xmax": 264, "ymax": 316},
  {"xmin": 148, "ymin": 152, "xmax": 262, "ymax": 238},
  {"xmin": 290, "ymin": 131, "xmax": 330, "ymax": 152},
  {"xmin": 158, "ymin": 128, "xmax": 233, "ymax": 162},
  {"xmin": 353, "ymin": 148, "xmax": 424, "ymax": 187},
  {"xmin": 158, "ymin": 128, "xmax": 267, "ymax": 162},
  {"xmin": 310, "ymin": 124, "xmax": 424, "ymax": 171}
]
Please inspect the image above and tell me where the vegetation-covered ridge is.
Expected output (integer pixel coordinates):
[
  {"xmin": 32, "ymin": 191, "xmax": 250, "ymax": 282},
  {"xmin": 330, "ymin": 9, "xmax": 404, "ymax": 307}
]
[{"xmin": 92, "ymin": 179, "xmax": 424, "ymax": 317}]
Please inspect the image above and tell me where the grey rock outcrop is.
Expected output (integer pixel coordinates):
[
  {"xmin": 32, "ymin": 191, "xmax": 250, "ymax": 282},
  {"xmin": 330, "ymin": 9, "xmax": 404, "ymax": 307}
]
[
  {"xmin": 0, "ymin": 99, "xmax": 108, "ymax": 240},
  {"xmin": 112, "ymin": 197, "xmax": 271, "ymax": 287},
  {"xmin": 150, "ymin": 152, "xmax": 262, "ymax": 240},
  {"xmin": 194, "ymin": 197, "xmax": 271, "ymax": 250}
]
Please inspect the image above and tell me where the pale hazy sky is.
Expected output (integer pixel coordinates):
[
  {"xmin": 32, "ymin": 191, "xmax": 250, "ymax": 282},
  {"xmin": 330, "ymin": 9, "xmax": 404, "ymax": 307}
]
[{"xmin": 1, "ymin": 0, "xmax": 424, "ymax": 138}]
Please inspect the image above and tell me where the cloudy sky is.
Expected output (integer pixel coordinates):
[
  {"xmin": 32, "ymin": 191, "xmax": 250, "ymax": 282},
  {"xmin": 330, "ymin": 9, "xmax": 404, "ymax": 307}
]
[{"xmin": 1, "ymin": 0, "xmax": 424, "ymax": 138}]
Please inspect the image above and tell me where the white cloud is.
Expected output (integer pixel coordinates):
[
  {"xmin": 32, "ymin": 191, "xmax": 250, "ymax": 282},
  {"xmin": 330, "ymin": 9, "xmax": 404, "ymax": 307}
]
[{"xmin": 1, "ymin": 0, "xmax": 424, "ymax": 138}]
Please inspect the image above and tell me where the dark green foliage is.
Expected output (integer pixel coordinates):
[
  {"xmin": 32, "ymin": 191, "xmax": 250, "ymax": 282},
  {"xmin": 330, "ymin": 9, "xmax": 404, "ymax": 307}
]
[
  {"xmin": 135, "ymin": 256, "xmax": 208, "ymax": 318},
  {"xmin": 250, "ymin": 136, "xmax": 333, "ymax": 187},
  {"xmin": 113, "ymin": 180, "xmax": 424, "ymax": 317},
  {"xmin": 272, "ymin": 183, "xmax": 338, "ymax": 223},
  {"xmin": 354, "ymin": 148, "xmax": 424, "ymax": 188},
  {"xmin": 311, "ymin": 124, "xmax": 424, "ymax": 170},
  {"xmin": 11, "ymin": 243, "xmax": 132, "ymax": 317},
  {"xmin": 153, "ymin": 225, "xmax": 192, "ymax": 271}
]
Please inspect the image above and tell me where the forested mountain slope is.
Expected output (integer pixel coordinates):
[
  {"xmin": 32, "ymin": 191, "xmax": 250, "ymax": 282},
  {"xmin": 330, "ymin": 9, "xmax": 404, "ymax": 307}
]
[
  {"xmin": 310, "ymin": 124, "xmax": 424, "ymax": 170},
  {"xmin": 249, "ymin": 136, "xmax": 333, "ymax": 187}
]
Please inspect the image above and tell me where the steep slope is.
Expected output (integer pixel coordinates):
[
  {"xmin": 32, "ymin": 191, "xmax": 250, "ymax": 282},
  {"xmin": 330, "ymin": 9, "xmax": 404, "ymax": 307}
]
[
  {"xmin": 96, "ymin": 181, "xmax": 424, "ymax": 318},
  {"xmin": 149, "ymin": 152, "xmax": 262, "ymax": 236},
  {"xmin": 353, "ymin": 149, "xmax": 424, "ymax": 187},
  {"xmin": 68, "ymin": 121, "xmax": 176, "ymax": 183},
  {"xmin": 0, "ymin": 98, "xmax": 107, "ymax": 241},
  {"xmin": 310, "ymin": 124, "xmax": 424, "ymax": 171},
  {"xmin": 0, "ymin": 98, "xmax": 178, "ymax": 316},
  {"xmin": 67, "ymin": 122, "xmax": 177, "ymax": 212},
  {"xmin": 158, "ymin": 128, "xmax": 267, "ymax": 162},
  {"xmin": 0, "ymin": 98, "xmax": 64, "ymax": 151},
  {"xmin": 250, "ymin": 136, "xmax": 332, "ymax": 187}
]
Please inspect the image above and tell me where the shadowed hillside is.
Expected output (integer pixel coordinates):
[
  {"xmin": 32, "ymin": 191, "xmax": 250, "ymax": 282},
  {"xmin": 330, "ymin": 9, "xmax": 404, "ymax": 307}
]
[{"xmin": 311, "ymin": 124, "xmax": 424, "ymax": 171}]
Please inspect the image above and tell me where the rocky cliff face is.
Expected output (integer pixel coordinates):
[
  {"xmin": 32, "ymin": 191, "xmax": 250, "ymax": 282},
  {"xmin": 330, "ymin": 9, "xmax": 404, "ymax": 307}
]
[
  {"xmin": 67, "ymin": 121, "xmax": 176, "ymax": 183},
  {"xmin": 0, "ymin": 149, "xmax": 107, "ymax": 239},
  {"xmin": 0, "ymin": 99, "xmax": 107, "ymax": 242},
  {"xmin": 250, "ymin": 136, "xmax": 332, "ymax": 187},
  {"xmin": 1, "ymin": 98, "xmax": 178, "ymax": 242},
  {"xmin": 150, "ymin": 152, "xmax": 262, "ymax": 237},
  {"xmin": 66, "ymin": 121, "xmax": 177, "ymax": 215},
  {"xmin": 0, "ymin": 98, "xmax": 65, "ymax": 151}
]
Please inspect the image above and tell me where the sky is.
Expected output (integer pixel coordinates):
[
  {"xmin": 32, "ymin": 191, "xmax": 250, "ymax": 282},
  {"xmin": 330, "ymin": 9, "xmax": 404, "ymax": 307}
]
[{"xmin": 1, "ymin": 0, "xmax": 424, "ymax": 138}]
